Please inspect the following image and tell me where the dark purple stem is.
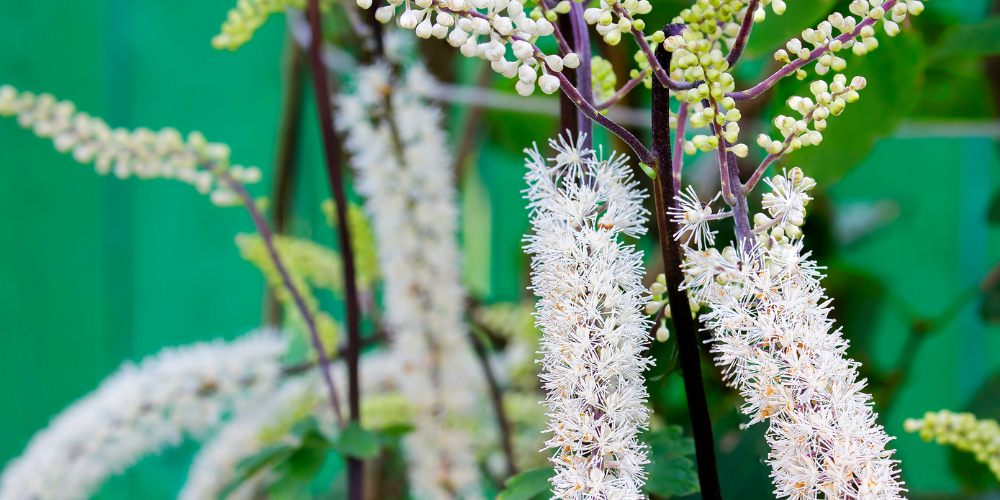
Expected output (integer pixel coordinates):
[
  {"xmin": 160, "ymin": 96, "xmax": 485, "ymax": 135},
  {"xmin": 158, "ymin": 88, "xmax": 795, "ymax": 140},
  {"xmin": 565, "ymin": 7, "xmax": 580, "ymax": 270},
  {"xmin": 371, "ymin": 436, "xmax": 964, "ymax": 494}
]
[
  {"xmin": 672, "ymin": 101, "xmax": 688, "ymax": 191},
  {"xmin": 305, "ymin": 2, "xmax": 364, "ymax": 500},
  {"xmin": 570, "ymin": 1, "xmax": 593, "ymax": 147},
  {"xmin": 651, "ymin": 24, "xmax": 724, "ymax": 500},
  {"xmin": 227, "ymin": 178, "xmax": 346, "ymax": 427},
  {"xmin": 724, "ymin": 0, "xmax": 760, "ymax": 67}
]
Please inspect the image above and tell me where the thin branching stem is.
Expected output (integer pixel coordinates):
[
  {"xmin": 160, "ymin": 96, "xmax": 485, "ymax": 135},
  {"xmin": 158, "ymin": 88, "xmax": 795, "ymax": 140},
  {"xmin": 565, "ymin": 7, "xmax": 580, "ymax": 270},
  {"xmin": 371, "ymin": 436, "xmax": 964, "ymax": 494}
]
[
  {"xmin": 615, "ymin": 7, "xmax": 695, "ymax": 91},
  {"xmin": 226, "ymin": 177, "xmax": 346, "ymax": 428},
  {"xmin": 726, "ymin": 1, "xmax": 897, "ymax": 101},
  {"xmin": 724, "ymin": 0, "xmax": 760, "ymax": 67}
]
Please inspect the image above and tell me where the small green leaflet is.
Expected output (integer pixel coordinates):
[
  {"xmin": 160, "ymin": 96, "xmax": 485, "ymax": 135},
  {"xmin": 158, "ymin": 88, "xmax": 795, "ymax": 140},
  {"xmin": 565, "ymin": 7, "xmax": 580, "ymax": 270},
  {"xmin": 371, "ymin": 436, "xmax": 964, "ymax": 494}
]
[
  {"xmin": 334, "ymin": 422, "xmax": 382, "ymax": 459},
  {"xmin": 496, "ymin": 467, "xmax": 555, "ymax": 500}
]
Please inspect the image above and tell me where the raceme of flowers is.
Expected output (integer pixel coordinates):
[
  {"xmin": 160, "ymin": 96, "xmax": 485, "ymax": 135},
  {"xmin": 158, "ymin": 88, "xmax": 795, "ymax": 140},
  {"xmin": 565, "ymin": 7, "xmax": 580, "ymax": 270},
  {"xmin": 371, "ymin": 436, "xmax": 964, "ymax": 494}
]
[
  {"xmin": 0, "ymin": 85, "xmax": 261, "ymax": 207},
  {"xmin": 681, "ymin": 171, "xmax": 905, "ymax": 500},
  {"xmin": 904, "ymin": 410, "xmax": 1000, "ymax": 481},
  {"xmin": 0, "ymin": 331, "xmax": 289, "ymax": 500},
  {"xmin": 336, "ymin": 63, "xmax": 485, "ymax": 500},
  {"xmin": 524, "ymin": 134, "xmax": 653, "ymax": 500}
]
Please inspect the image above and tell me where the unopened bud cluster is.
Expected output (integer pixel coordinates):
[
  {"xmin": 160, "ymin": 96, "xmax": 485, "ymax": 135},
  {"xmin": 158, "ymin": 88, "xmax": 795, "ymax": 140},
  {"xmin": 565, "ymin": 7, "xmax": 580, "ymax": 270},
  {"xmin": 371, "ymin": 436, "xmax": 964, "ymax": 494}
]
[
  {"xmin": 362, "ymin": 0, "xmax": 574, "ymax": 96},
  {"xmin": 753, "ymin": 167, "xmax": 816, "ymax": 243},
  {"xmin": 582, "ymin": 0, "xmax": 653, "ymax": 46},
  {"xmin": 757, "ymin": 75, "xmax": 865, "ymax": 156},
  {"xmin": 775, "ymin": 0, "xmax": 925, "ymax": 79},
  {"xmin": 0, "ymin": 85, "xmax": 260, "ymax": 207},
  {"xmin": 905, "ymin": 411, "xmax": 1000, "ymax": 481},
  {"xmin": 212, "ymin": 0, "xmax": 333, "ymax": 50},
  {"xmin": 592, "ymin": 56, "xmax": 619, "ymax": 103}
]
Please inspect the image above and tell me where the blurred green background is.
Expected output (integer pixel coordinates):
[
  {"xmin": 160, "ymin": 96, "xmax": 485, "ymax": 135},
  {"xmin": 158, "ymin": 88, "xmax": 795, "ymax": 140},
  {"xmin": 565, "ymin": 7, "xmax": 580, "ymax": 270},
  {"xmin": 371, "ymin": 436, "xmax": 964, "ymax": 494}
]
[{"xmin": 2, "ymin": 0, "xmax": 1000, "ymax": 499}]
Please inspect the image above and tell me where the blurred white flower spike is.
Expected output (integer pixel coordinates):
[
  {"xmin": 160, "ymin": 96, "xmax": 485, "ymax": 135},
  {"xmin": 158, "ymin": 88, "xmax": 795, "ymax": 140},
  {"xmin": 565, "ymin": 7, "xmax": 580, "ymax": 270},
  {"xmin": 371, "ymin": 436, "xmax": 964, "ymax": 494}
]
[
  {"xmin": 336, "ymin": 63, "xmax": 485, "ymax": 500},
  {"xmin": 524, "ymin": 133, "xmax": 653, "ymax": 500},
  {"xmin": 0, "ymin": 331, "xmax": 289, "ymax": 500}
]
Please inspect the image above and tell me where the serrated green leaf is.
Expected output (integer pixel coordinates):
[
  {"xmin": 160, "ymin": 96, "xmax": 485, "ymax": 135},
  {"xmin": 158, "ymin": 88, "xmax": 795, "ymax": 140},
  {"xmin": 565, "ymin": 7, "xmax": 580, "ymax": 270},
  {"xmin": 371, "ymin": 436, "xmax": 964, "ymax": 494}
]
[
  {"xmin": 641, "ymin": 427, "xmax": 700, "ymax": 498},
  {"xmin": 334, "ymin": 422, "xmax": 382, "ymax": 459},
  {"xmin": 497, "ymin": 467, "xmax": 555, "ymax": 500},
  {"xmin": 934, "ymin": 17, "xmax": 1000, "ymax": 57},
  {"xmin": 267, "ymin": 432, "xmax": 331, "ymax": 500},
  {"xmin": 771, "ymin": 33, "xmax": 926, "ymax": 187}
]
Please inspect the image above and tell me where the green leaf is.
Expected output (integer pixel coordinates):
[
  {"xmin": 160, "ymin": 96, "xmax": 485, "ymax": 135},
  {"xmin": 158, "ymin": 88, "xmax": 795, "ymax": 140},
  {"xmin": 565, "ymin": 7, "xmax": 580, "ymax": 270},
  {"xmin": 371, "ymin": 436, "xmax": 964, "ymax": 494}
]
[
  {"xmin": 771, "ymin": 32, "xmax": 926, "ymax": 187},
  {"xmin": 334, "ymin": 422, "xmax": 382, "ymax": 459},
  {"xmin": 267, "ymin": 431, "xmax": 332, "ymax": 500},
  {"xmin": 742, "ymin": 0, "xmax": 838, "ymax": 58},
  {"xmin": 219, "ymin": 444, "xmax": 297, "ymax": 499},
  {"xmin": 934, "ymin": 17, "xmax": 1000, "ymax": 57},
  {"xmin": 496, "ymin": 467, "xmax": 555, "ymax": 500},
  {"xmin": 641, "ymin": 427, "xmax": 700, "ymax": 498}
]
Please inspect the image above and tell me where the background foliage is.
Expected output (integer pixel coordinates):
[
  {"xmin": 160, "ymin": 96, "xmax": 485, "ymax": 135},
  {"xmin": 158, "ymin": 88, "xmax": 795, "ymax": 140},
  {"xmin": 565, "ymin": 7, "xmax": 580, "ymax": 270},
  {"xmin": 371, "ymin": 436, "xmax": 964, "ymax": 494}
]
[{"xmin": 1, "ymin": 0, "xmax": 1000, "ymax": 498}]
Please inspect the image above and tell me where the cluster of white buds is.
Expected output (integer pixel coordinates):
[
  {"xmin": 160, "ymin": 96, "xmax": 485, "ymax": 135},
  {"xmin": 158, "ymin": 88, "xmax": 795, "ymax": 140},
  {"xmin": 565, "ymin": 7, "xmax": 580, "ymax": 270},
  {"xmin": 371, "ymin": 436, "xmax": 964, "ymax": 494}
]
[
  {"xmin": 363, "ymin": 0, "xmax": 578, "ymax": 96},
  {"xmin": 582, "ymin": 0, "xmax": 653, "ymax": 46},
  {"xmin": 659, "ymin": 25, "xmax": 748, "ymax": 158},
  {"xmin": 757, "ymin": 75, "xmax": 864, "ymax": 156},
  {"xmin": 674, "ymin": 1, "xmax": 749, "ymax": 46},
  {"xmin": 0, "ymin": 85, "xmax": 260, "ymax": 207},
  {"xmin": 904, "ymin": 410, "xmax": 1000, "ymax": 480},
  {"xmin": 337, "ymin": 64, "xmax": 485, "ymax": 500},
  {"xmin": 776, "ymin": 0, "xmax": 925, "ymax": 79},
  {"xmin": 0, "ymin": 331, "xmax": 289, "ymax": 500},
  {"xmin": 524, "ymin": 133, "xmax": 653, "ymax": 500}
]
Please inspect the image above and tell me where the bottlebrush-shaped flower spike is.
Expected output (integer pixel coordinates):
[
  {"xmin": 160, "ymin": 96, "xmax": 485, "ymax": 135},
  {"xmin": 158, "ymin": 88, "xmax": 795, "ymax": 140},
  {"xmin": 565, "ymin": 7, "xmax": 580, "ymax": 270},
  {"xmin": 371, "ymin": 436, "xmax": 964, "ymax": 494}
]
[{"xmin": 524, "ymin": 133, "xmax": 652, "ymax": 500}]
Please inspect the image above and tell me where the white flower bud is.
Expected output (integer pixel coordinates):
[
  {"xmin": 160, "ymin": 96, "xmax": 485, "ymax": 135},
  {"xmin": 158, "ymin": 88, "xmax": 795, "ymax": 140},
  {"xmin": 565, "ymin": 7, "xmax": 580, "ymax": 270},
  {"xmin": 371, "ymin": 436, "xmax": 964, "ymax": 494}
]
[
  {"xmin": 415, "ymin": 18, "xmax": 433, "ymax": 38},
  {"xmin": 538, "ymin": 74, "xmax": 560, "ymax": 94},
  {"xmin": 517, "ymin": 16, "xmax": 537, "ymax": 33},
  {"xmin": 515, "ymin": 79, "xmax": 535, "ymax": 96},
  {"xmin": 399, "ymin": 10, "xmax": 418, "ymax": 29},
  {"xmin": 535, "ymin": 18, "xmax": 554, "ymax": 36},
  {"xmin": 507, "ymin": 1, "xmax": 524, "ymax": 18},
  {"xmin": 850, "ymin": 76, "xmax": 867, "ymax": 90},
  {"xmin": 883, "ymin": 20, "xmax": 900, "ymax": 36},
  {"xmin": 447, "ymin": 28, "xmax": 470, "ymax": 46},
  {"xmin": 562, "ymin": 52, "xmax": 580, "ymax": 68},
  {"xmin": 656, "ymin": 325, "xmax": 670, "ymax": 342},
  {"xmin": 807, "ymin": 130, "xmax": 823, "ymax": 145},
  {"xmin": 484, "ymin": 40, "xmax": 506, "ymax": 61},
  {"xmin": 431, "ymin": 23, "xmax": 448, "ymax": 38},
  {"xmin": 458, "ymin": 18, "xmax": 473, "ymax": 31},
  {"xmin": 512, "ymin": 40, "xmax": 533, "ymax": 60},
  {"xmin": 493, "ymin": 16, "xmax": 514, "ymax": 35},
  {"xmin": 357, "ymin": 0, "xmax": 372, "ymax": 9},
  {"xmin": 460, "ymin": 38, "xmax": 478, "ymax": 57},
  {"xmin": 518, "ymin": 63, "xmax": 537, "ymax": 83},
  {"xmin": 437, "ymin": 12, "xmax": 454, "ymax": 26},
  {"xmin": 852, "ymin": 41, "xmax": 868, "ymax": 56},
  {"xmin": 375, "ymin": 5, "xmax": 395, "ymax": 23},
  {"xmin": 545, "ymin": 54, "xmax": 563, "ymax": 72},
  {"xmin": 584, "ymin": 7, "xmax": 603, "ymax": 24},
  {"xmin": 908, "ymin": 0, "xmax": 923, "ymax": 15},
  {"xmin": 471, "ymin": 17, "xmax": 490, "ymax": 34},
  {"xmin": 731, "ymin": 143, "xmax": 749, "ymax": 158}
]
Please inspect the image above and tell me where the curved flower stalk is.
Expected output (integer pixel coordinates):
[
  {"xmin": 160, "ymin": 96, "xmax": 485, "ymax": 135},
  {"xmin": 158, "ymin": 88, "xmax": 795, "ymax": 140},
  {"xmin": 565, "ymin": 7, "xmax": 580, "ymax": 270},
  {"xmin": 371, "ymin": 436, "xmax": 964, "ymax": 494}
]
[
  {"xmin": 680, "ymin": 169, "xmax": 904, "ymax": 500},
  {"xmin": 179, "ymin": 376, "xmax": 323, "ymax": 500},
  {"xmin": 524, "ymin": 134, "xmax": 652, "ymax": 500},
  {"xmin": 904, "ymin": 410, "xmax": 1000, "ymax": 481},
  {"xmin": 0, "ymin": 331, "xmax": 290, "ymax": 500},
  {"xmin": 336, "ymin": 64, "xmax": 485, "ymax": 500},
  {"xmin": 0, "ymin": 85, "xmax": 261, "ymax": 206}
]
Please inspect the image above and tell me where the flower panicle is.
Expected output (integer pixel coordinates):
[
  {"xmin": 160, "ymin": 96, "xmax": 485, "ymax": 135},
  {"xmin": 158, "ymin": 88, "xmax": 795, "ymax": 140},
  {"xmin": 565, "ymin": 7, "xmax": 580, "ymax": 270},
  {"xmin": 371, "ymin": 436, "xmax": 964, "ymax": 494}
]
[
  {"xmin": 0, "ymin": 331, "xmax": 290, "ymax": 500},
  {"xmin": 524, "ymin": 133, "xmax": 652, "ymax": 500}
]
